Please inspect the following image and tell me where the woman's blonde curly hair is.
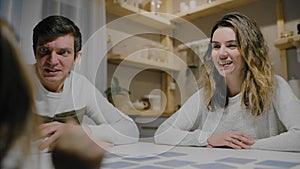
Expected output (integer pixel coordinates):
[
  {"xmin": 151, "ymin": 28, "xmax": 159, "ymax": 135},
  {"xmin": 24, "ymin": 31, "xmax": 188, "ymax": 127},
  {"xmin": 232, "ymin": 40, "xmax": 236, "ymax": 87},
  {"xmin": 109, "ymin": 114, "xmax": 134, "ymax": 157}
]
[{"xmin": 199, "ymin": 12, "xmax": 274, "ymax": 116}]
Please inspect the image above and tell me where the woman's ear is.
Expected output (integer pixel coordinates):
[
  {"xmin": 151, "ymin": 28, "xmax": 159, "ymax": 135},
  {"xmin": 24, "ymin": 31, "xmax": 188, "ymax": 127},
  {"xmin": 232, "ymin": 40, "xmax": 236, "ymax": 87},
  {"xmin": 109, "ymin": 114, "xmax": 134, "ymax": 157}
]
[{"xmin": 74, "ymin": 50, "xmax": 82, "ymax": 65}]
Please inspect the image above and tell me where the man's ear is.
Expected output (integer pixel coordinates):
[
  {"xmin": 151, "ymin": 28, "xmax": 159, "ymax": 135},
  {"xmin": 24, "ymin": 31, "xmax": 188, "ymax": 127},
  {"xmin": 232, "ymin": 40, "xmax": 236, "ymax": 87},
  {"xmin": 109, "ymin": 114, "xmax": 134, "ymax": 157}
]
[{"xmin": 74, "ymin": 50, "xmax": 82, "ymax": 65}]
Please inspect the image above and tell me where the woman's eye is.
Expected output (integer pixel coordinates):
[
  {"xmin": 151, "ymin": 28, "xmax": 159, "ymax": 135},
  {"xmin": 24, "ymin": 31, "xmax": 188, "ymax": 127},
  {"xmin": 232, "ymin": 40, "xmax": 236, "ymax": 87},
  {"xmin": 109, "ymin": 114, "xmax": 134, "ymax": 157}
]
[
  {"xmin": 228, "ymin": 44, "xmax": 237, "ymax": 49},
  {"xmin": 212, "ymin": 44, "xmax": 220, "ymax": 49}
]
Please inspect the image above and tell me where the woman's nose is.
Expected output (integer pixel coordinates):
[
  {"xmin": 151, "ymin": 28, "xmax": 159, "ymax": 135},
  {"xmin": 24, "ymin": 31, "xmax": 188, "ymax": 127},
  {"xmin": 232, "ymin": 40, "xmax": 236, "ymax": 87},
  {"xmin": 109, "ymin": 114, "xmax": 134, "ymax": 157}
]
[{"xmin": 218, "ymin": 45, "xmax": 228, "ymax": 58}]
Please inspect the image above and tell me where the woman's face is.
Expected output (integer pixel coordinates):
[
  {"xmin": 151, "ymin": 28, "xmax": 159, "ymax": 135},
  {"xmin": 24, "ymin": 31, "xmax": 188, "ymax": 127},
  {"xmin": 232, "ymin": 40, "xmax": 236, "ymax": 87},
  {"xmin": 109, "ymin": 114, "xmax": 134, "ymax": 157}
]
[{"xmin": 211, "ymin": 27, "xmax": 246, "ymax": 79}]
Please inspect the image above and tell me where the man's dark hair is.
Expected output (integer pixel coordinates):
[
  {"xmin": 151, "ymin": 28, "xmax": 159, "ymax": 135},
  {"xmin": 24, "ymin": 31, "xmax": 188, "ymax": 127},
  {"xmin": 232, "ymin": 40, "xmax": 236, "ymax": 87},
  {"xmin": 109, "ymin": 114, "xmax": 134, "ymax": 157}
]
[{"xmin": 33, "ymin": 15, "xmax": 82, "ymax": 56}]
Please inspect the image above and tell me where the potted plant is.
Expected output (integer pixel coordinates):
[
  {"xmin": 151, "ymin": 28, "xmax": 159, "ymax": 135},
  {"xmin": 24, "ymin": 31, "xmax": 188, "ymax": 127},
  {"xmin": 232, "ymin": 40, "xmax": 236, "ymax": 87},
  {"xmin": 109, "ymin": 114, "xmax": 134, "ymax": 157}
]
[{"xmin": 105, "ymin": 77, "xmax": 130, "ymax": 106}]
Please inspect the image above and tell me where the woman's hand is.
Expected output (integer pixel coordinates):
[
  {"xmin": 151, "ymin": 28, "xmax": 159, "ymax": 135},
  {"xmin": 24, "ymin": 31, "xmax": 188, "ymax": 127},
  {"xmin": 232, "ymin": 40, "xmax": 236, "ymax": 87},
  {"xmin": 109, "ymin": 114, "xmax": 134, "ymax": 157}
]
[
  {"xmin": 207, "ymin": 130, "xmax": 255, "ymax": 149},
  {"xmin": 51, "ymin": 124, "xmax": 106, "ymax": 169}
]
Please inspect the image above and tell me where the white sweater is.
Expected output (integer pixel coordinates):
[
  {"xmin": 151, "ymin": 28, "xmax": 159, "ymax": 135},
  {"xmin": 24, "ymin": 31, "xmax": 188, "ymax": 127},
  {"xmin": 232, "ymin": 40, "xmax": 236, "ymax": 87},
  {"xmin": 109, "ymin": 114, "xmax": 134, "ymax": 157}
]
[
  {"xmin": 32, "ymin": 67, "xmax": 139, "ymax": 145},
  {"xmin": 154, "ymin": 75, "xmax": 300, "ymax": 152}
]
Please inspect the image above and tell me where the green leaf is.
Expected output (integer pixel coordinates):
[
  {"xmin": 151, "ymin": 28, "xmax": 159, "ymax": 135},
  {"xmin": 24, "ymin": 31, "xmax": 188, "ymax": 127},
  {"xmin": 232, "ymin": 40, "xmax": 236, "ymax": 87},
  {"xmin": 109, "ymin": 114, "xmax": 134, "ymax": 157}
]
[{"xmin": 112, "ymin": 77, "xmax": 119, "ymax": 87}]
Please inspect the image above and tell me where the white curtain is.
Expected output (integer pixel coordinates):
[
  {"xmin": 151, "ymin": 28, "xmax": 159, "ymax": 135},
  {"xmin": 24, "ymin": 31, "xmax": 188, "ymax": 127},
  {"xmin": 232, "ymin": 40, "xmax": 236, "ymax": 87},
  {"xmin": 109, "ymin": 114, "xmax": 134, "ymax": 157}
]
[
  {"xmin": 1, "ymin": 0, "xmax": 107, "ymax": 94},
  {"xmin": 0, "ymin": 0, "xmax": 22, "ymax": 37}
]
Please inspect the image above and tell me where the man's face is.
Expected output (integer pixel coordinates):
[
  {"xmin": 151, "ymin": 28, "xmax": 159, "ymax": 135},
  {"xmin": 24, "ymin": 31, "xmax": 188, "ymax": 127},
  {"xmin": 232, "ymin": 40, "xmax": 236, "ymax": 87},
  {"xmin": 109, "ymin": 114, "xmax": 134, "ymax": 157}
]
[{"xmin": 34, "ymin": 34, "xmax": 81, "ymax": 92}]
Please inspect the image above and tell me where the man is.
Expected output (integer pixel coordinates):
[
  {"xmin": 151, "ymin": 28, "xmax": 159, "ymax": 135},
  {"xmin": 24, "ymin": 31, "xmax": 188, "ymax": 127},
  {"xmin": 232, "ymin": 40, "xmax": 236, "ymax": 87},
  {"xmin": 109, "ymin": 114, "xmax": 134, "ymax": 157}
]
[
  {"xmin": 31, "ymin": 15, "xmax": 139, "ymax": 151},
  {"xmin": 1, "ymin": 17, "xmax": 105, "ymax": 169}
]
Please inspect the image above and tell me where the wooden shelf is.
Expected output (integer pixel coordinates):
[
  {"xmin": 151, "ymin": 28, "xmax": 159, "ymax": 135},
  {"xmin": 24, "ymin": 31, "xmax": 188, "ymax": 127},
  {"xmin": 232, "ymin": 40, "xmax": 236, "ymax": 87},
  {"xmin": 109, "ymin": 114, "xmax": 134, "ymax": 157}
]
[
  {"xmin": 274, "ymin": 34, "xmax": 300, "ymax": 50},
  {"xmin": 124, "ymin": 109, "xmax": 172, "ymax": 117},
  {"xmin": 108, "ymin": 54, "xmax": 180, "ymax": 72},
  {"xmin": 106, "ymin": 0, "xmax": 174, "ymax": 29},
  {"xmin": 173, "ymin": 0, "xmax": 259, "ymax": 21}
]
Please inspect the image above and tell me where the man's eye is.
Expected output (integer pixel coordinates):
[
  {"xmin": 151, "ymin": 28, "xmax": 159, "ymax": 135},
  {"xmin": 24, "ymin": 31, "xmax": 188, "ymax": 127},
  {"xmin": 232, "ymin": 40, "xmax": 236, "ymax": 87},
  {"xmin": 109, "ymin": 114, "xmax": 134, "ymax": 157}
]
[
  {"xmin": 39, "ymin": 47, "xmax": 49, "ymax": 55},
  {"xmin": 59, "ymin": 49, "xmax": 68, "ymax": 55}
]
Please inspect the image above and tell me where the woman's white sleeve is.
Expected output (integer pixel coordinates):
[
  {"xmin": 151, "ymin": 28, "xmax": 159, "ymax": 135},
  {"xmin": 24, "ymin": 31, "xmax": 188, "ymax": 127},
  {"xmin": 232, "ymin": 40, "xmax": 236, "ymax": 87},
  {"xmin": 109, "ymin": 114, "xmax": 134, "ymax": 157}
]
[
  {"xmin": 252, "ymin": 76, "xmax": 300, "ymax": 152},
  {"xmin": 154, "ymin": 90, "xmax": 210, "ymax": 146}
]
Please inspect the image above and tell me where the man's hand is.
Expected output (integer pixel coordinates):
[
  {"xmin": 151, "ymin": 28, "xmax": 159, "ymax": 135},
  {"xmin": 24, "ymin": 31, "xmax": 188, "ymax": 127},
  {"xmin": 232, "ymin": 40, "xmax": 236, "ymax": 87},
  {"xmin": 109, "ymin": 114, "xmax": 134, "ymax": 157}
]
[
  {"xmin": 207, "ymin": 130, "xmax": 255, "ymax": 149},
  {"xmin": 36, "ymin": 121, "xmax": 113, "ymax": 151},
  {"xmin": 36, "ymin": 121, "xmax": 67, "ymax": 151},
  {"xmin": 36, "ymin": 121, "xmax": 108, "ymax": 168}
]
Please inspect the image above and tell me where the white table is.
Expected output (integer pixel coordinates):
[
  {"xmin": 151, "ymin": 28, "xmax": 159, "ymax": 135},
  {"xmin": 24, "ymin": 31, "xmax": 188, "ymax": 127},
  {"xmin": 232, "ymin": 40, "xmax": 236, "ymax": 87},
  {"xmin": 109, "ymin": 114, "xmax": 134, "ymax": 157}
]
[
  {"xmin": 101, "ymin": 142, "xmax": 300, "ymax": 169},
  {"xmin": 23, "ymin": 142, "xmax": 300, "ymax": 169}
]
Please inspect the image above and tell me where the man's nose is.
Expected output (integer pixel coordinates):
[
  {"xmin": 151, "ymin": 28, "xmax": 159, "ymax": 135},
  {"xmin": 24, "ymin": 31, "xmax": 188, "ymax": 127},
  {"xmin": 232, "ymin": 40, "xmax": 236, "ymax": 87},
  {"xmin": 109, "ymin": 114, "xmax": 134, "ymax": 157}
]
[{"xmin": 48, "ymin": 52, "xmax": 59, "ymax": 64}]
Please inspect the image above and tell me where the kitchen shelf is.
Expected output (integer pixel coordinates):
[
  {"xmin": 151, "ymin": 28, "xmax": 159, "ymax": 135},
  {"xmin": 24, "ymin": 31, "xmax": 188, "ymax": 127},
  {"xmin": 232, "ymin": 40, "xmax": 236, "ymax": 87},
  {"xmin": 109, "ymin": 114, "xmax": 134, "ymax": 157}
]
[
  {"xmin": 106, "ymin": 0, "xmax": 174, "ymax": 29},
  {"xmin": 125, "ymin": 109, "xmax": 172, "ymax": 117},
  {"xmin": 173, "ymin": 0, "xmax": 259, "ymax": 21},
  {"xmin": 108, "ymin": 54, "xmax": 181, "ymax": 72},
  {"xmin": 274, "ymin": 34, "xmax": 300, "ymax": 50}
]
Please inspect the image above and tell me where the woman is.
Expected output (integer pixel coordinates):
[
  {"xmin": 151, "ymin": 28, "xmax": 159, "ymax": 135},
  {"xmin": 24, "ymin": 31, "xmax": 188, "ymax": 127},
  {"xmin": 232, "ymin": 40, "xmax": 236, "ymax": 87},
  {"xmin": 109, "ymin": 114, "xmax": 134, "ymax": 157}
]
[
  {"xmin": 154, "ymin": 12, "xmax": 300, "ymax": 152},
  {"xmin": 0, "ymin": 19, "xmax": 37, "ymax": 168}
]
